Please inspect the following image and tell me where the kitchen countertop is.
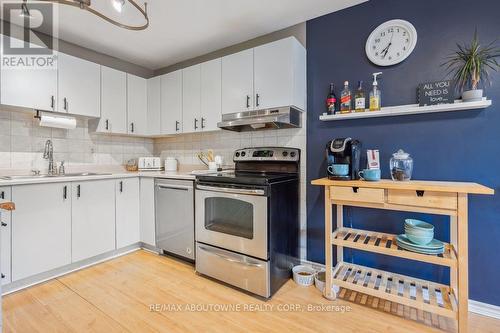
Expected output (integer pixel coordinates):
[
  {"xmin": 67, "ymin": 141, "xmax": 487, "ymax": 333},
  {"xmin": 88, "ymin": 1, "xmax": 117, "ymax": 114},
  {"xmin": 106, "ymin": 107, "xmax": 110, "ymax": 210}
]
[{"xmin": 0, "ymin": 170, "xmax": 199, "ymax": 186}]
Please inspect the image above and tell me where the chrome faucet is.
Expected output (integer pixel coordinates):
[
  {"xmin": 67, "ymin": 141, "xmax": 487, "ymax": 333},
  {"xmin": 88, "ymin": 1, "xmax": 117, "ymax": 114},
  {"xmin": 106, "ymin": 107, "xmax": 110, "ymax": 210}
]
[{"xmin": 43, "ymin": 139, "xmax": 57, "ymax": 175}]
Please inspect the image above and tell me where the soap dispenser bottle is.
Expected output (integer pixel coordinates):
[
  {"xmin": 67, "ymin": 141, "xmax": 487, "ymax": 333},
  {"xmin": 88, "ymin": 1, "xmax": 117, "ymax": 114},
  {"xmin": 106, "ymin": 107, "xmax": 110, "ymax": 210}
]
[{"xmin": 369, "ymin": 72, "xmax": 382, "ymax": 111}]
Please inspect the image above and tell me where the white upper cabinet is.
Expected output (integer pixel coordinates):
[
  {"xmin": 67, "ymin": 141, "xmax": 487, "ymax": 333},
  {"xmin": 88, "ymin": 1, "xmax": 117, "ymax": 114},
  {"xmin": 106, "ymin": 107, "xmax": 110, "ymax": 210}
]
[
  {"xmin": 97, "ymin": 66, "xmax": 127, "ymax": 134},
  {"xmin": 71, "ymin": 180, "xmax": 116, "ymax": 262},
  {"xmin": 116, "ymin": 178, "xmax": 140, "ymax": 248},
  {"xmin": 147, "ymin": 76, "xmax": 161, "ymax": 136},
  {"xmin": 127, "ymin": 74, "xmax": 148, "ymax": 135},
  {"xmin": 254, "ymin": 37, "xmax": 306, "ymax": 111},
  {"xmin": 201, "ymin": 58, "xmax": 222, "ymax": 132},
  {"xmin": 182, "ymin": 64, "xmax": 201, "ymax": 133},
  {"xmin": 221, "ymin": 49, "xmax": 254, "ymax": 114},
  {"xmin": 58, "ymin": 53, "xmax": 101, "ymax": 117},
  {"xmin": 0, "ymin": 37, "xmax": 57, "ymax": 112},
  {"xmin": 161, "ymin": 70, "xmax": 183, "ymax": 135}
]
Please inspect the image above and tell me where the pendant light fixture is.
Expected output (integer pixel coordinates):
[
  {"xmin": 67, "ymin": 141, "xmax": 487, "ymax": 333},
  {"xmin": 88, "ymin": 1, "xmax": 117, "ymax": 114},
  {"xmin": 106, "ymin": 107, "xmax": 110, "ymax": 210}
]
[{"xmin": 21, "ymin": 0, "xmax": 149, "ymax": 30}]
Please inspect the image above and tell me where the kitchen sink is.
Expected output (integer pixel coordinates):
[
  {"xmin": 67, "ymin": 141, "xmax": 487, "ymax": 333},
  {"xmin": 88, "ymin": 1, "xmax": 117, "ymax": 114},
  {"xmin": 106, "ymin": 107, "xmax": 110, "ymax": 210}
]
[{"xmin": 0, "ymin": 172, "xmax": 111, "ymax": 180}]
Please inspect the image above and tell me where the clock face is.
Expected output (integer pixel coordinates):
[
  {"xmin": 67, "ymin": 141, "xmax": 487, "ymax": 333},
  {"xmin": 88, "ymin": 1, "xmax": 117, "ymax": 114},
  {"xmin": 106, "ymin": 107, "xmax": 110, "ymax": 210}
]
[{"xmin": 365, "ymin": 19, "xmax": 417, "ymax": 66}]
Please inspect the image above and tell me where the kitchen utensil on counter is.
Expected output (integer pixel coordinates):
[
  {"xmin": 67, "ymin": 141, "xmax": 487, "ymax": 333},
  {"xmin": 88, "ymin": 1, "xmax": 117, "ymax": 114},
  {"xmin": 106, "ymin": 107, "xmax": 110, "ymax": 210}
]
[
  {"xmin": 326, "ymin": 138, "xmax": 362, "ymax": 180},
  {"xmin": 126, "ymin": 158, "xmax": 138, "ymax": 172},
  {"xmin": 358, "ymin": 168, "xmax": 381, "ymax": 181},
  {"xmin": 165, "ymin": 157, "xmax": 178, "ymax": 172},
  {"xmin": 328, "ymin": 164, "xmax": 349, "ymax": 176},
  {"xmin": 292, "ymin": 265, "xmax": 316, "ymax": 286},
  {"xmin": 214, "ymin": 155, "xmax": 223, "ymax": 168},
  {"xmin": 208, "ymin": 161, "xmax": 217, "ymax": 171},
  {"xmin": 390, "ymin": 149, "xmax": 413, "ymax": 181},
  {"xmin": 197, "ymin": 152, "xmax": 209, "ymax": 166},
  {"xmin": 207, "ymin": 150, "xmax": 214, "ymax": 162}
]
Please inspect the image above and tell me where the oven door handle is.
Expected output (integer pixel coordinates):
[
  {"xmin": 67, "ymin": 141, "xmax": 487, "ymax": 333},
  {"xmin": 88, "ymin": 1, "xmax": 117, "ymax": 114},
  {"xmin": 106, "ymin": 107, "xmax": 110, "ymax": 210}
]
[
  {"xmin": 196, "ymin": 185, "xmax": 264, "ymax": 196},
  {"xmin": 198, "ymin": 245, "xmax": 264, "ymax": 268}
]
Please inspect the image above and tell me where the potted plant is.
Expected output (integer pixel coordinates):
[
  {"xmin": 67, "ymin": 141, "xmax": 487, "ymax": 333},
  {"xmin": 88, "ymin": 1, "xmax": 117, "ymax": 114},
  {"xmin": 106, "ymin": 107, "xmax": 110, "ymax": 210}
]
[{"xmin": 442, "ymin": 30, "xmax": 500, "ymax": 102}]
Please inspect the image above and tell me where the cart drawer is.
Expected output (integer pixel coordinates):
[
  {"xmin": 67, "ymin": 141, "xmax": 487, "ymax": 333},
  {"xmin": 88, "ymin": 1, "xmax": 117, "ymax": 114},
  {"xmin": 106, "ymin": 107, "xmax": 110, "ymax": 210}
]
[
  {"xmin": 387, "ymin": 189, "xmax": 457, "ymax": 210},
  {"xmin": 330, "ymin": 186, "xmax": 385, "ymax": 204}
]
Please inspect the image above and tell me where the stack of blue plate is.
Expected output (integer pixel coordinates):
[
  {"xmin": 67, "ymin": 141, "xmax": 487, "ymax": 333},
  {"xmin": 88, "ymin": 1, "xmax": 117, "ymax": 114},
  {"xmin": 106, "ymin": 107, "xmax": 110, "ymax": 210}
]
[{"xmin": 396, "ymin": 219, "xmax": 445, "ymax": 254}]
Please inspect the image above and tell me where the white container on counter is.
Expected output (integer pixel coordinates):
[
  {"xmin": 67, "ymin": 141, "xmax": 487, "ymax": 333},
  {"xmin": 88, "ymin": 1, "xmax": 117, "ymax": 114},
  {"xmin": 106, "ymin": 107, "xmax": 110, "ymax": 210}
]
[{"xmin": 165, "ymin": 157, "xmax": 178, "ymax": 172}]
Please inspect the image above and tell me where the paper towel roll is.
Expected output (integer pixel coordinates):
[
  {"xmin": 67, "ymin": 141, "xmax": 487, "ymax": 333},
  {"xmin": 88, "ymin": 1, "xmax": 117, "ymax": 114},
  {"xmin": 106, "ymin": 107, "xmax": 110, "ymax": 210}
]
[{"xmin": 39, "ymin": 113, "xmax": 77, "ymax": 129}]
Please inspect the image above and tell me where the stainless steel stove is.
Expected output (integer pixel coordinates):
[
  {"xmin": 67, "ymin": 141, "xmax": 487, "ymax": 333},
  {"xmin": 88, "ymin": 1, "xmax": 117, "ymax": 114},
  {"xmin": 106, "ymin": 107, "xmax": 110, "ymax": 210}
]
[{"xmin": 195, "ymin": 147, "xmax": 300, "ymax": 298}]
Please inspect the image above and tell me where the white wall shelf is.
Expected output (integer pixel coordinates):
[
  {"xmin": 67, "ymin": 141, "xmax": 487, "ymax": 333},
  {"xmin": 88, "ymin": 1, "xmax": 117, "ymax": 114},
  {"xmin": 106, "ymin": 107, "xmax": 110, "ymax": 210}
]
[{"xmin": 319, "ymin": 99, "xmax": 492, "ymax": 121}]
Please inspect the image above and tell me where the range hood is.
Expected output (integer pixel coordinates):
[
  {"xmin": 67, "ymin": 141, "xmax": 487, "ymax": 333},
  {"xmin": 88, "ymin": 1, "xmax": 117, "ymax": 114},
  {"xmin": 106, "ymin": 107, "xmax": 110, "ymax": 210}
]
[{"xmin": 217, "ymin": 106, "xmax": 302, "ymax": 132}]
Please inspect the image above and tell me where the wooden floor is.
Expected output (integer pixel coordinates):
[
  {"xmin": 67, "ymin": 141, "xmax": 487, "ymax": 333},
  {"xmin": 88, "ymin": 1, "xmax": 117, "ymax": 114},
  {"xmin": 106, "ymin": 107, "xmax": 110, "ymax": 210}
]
[{"xmin": 3, "ymin": 250, "xmax": 500, "ymax": 333}]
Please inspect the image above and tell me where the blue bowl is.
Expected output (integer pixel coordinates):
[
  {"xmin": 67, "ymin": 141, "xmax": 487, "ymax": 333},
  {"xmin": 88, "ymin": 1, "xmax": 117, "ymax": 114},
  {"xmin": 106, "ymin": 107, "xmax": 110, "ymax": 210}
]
[
  {"xmin": 406, "ymin": 233, "xmax": 434, "ymax": 245},
  {"xmin": 404, "ymin": 219, "xmax": 434, "ymax": 232}
]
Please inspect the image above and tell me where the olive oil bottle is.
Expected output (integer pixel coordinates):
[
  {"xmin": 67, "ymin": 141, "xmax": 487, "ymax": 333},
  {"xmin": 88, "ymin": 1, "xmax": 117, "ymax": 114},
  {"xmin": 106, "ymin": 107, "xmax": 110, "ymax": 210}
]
[{"xmin": 354, "ymin": 81, "xmax": 366, "ymax": 112}]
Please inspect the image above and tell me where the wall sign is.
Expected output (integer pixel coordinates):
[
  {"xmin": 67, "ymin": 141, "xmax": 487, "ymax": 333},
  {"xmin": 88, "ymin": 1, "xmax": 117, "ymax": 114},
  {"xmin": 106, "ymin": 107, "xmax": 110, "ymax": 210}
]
[{"xmin": 418, "ymin": 80, "xmax": 455, "ymax": 106}]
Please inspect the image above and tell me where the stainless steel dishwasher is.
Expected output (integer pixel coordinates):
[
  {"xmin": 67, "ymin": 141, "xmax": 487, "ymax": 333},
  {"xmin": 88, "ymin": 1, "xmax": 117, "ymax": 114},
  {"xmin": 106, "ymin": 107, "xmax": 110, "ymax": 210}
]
[{"xmin": 155, "ymin": 178, "xmax": 195, "ymax": 261}]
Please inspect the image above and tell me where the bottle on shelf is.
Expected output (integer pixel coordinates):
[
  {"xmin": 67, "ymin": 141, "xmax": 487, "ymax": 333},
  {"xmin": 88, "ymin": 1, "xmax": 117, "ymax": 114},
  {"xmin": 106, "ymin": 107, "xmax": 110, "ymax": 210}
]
[
  {"xmin": 326, "ymin": 83, "xmax": 338, "ymax": 115},
  {"xmin": 369, "ymin": 72, "xmax": 382, "ymax": 111},
  {"xmin": 354, "ymin": 80, "xmax": 366, "ymax": 112},
  {"xmin": 340, "ymin": 81, "xmax": 352, "ymax": 113}
]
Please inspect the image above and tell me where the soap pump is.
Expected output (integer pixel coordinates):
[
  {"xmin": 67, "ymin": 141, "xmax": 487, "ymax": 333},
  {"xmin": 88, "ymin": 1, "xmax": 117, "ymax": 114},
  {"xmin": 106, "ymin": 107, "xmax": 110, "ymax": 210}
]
[{"xmin": 369, "ymin": 72, "xmax": 382, "ymax": 111}]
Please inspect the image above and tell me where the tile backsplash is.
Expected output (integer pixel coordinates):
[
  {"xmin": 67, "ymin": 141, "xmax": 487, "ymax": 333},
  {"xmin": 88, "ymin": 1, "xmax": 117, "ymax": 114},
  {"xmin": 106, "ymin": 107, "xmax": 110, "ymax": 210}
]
[{"xmin": 0, "ymin": 110, "xmax": 154, "ymax": 172}]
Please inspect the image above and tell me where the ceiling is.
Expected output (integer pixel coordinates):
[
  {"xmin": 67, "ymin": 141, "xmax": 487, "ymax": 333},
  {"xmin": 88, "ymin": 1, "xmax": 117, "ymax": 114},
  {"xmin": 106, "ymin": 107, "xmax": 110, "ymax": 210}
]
[{"xmin": 2, "ymin": 0, "xmax": 366, "ymax": 70}]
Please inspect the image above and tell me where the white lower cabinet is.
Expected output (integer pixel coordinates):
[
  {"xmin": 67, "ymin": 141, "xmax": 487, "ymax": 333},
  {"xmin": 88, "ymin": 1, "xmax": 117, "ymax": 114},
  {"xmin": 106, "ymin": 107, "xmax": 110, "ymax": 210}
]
[
  {"xmin": 0, "ymin": 187, "xmax": 12, "ymax": 285},
  {"xmin": 116, "ymin": 178, "xmax": 140, "ymax": 248},
  {"xmin": 139, "ymin": 178, "xmax": 156, "ymax": 247},
  {"xmin": 71, "ymin": 180, "xmax": 116, "ymax": 262},
  {"xmin": 11, "ymin": 183, "xmax": 72, "ymax": 281}
]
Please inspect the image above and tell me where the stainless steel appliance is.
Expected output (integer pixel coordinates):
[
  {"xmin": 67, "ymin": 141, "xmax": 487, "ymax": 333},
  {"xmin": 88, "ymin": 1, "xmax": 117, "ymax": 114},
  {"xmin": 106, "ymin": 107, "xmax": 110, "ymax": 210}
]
[
  {"xmin": 195, "ymin": 147, "xmax": 300, "ymax": 298},
  {"xmin": 155, "ymin": 179, "xmax": 195, "ymax": 261},
  {"xmin": 217, "ymin": 106, "xmax": 302, "ymax": 132}
]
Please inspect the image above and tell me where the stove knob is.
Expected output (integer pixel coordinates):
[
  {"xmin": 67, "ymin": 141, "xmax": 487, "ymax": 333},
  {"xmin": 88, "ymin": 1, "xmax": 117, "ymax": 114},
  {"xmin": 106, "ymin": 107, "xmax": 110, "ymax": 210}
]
[
  {"xmin": 290, "ymin": 151, "xmax": 296, "ymax": 158},
  {"xmin": 235, "ymin": 152, "xmax": 240, "ymax": 158},
  {"xmin": 282, "ymin": 151, "xmax": 288, "ymax": 157},
  {"xmin": 241, "ymin": 151, "xmax": 246, "ymax": 157}
]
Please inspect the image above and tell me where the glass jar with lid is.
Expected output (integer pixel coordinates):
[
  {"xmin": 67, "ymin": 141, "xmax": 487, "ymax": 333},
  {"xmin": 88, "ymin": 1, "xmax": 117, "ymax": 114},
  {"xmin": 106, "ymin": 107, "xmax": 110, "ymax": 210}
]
[{"xmin": 390, "ymin": 149, "xmax": 413, "ymax": 181}]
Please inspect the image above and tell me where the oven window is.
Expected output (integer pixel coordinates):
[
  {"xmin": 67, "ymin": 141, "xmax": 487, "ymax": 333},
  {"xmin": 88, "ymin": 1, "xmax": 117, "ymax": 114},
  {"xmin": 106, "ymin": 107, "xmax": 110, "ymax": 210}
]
[{"xmin": 204, "ymin": 197, "xmax": 254, "ymax": 239}]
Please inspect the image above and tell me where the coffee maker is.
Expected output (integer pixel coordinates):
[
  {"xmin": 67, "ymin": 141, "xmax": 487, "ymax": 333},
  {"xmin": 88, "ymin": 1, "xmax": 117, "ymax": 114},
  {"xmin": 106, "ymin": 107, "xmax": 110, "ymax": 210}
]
[{"xmin": 326, "ymin": 138, "xmax": 362, "ymax": 180}]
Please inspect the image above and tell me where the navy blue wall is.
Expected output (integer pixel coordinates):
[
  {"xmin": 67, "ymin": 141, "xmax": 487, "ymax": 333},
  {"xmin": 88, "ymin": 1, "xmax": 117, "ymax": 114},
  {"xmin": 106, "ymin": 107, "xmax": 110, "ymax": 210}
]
[{"xmin": 306, "ymin": 0, "xmax": 500, "ymax": 305}]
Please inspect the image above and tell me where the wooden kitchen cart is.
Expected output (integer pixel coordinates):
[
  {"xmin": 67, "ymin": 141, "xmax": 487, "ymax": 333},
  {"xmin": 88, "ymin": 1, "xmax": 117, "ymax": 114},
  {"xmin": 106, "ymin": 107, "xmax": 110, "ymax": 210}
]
[{"xmin": 311, "ymin": 178, "xmax": 494, "ymax": 332}]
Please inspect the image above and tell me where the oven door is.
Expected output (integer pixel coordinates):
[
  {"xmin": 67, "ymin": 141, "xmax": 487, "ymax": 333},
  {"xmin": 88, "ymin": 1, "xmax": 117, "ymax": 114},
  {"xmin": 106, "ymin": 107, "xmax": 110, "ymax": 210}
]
[{"xmin": 195, "ymin": 184, "xmax": 268, "ymax": 260}]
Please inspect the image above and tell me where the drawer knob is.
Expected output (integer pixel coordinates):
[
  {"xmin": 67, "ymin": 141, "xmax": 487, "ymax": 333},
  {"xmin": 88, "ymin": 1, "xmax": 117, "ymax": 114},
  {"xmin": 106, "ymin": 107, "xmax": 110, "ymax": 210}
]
[
  {"xmin": 416, "ymin": 190, "xmax": 425, "ymax": 197},
  {"xmin": 352, "ymin": 187, "xmax": 359, "ymax": 193}
]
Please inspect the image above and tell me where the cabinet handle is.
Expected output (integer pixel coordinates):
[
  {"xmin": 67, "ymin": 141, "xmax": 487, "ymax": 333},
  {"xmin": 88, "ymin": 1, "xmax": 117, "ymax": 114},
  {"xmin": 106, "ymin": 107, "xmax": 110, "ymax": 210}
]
[
  {"xmin": 246, "ymin": 95, "xmax": 250, "ymax": 108},
  {"xmin": 0, "ymin": 191, "xmax": 4, "ymax": 199},
  {"xmin": 1, "ymin": 273, "xmax": 4, "ymax": 279},
  {"xmin": 105, "ymin": 119, "xmax": 109, "ymax": 130},
  {"xmin": 63, "ymin": 97, "xmax": 68, "ymax": 111},
  {"xmin": 201, "ymin": 117, "xmax": 206, "ymax": 129},
  {"xmin": 50, "ymin": 95, "xmax": 55, "ymax": 109},
  {"xmin": 77, "ymin": 185, "xmax": 81, "ymax": 198},
  {"xmin": 175, "ymin": 121, "xmax": 180, "ymax": 132},
  {"xmin": 256, "ymin": 93, "xmax": 260, "ymax": 107},
  {"xmin": 119, "ymin": 181, "xmax": 123, "ymax": 193},
  {"xmin": 416, "ymin": 190, "xmax": 425, "ymax": 197},
  {"xmin": 130, "ymin": 122, "xmax": 135, "ymax": 133},
  {"xmin": 194, "ymin": 118, "xmax": 198, "ymax": 130},
  {"xmin": 63, "ymin": 185, "xmax": 67, "ymax": 200},
  {"xmin": 352, "ymin": 187, "xmax": 359, "ymax": 193},
  {"xmin": 1, "ymin": 222, "xmax": 6, "ymax": 227}
]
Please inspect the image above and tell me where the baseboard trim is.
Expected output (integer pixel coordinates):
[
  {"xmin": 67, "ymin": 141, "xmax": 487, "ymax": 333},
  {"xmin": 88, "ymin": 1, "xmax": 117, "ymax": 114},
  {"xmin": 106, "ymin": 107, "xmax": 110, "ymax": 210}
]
[
  {"xmin": 3, "ymin": 244, "xmax": 142, "ymax": 295},
  {"xmin": 300, "ymin": 259, "xmax": 500, "ymax": 320}
]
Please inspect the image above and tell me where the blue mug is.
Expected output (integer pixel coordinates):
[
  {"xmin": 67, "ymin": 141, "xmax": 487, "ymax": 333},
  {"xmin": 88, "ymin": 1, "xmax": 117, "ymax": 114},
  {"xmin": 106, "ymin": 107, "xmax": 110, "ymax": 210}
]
[
  {"xmin": 359, "ymin": 169, "xmax": 381, "ymax": 181},
  {"xmin": 328, "ymin": 164, "xmax": 349, "ymax": 176}
]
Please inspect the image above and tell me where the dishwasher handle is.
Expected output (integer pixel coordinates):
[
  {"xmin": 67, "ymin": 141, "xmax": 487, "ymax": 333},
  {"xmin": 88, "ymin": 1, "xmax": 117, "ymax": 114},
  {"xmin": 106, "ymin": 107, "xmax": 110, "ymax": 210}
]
[{"xmin": 156, "ymin": 184, "xmax": 192, "ymax": 191}]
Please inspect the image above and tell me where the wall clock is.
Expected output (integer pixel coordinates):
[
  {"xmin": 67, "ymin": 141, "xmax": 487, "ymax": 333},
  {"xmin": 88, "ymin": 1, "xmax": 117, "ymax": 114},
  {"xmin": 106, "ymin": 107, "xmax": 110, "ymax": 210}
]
[{"xmin": 365, "ymin": 19, "xmax": 417, "ymax": 66}]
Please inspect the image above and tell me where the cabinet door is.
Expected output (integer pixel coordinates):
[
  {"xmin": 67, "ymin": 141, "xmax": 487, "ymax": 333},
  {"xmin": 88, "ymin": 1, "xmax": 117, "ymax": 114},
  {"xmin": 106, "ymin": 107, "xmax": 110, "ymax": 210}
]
[
  {"xmin": 201, "ymin": 58, "xmax": 222, "ymax": 132},
  {"xmin": 58, "ymin": 53, "xmax": 101, "ymax": 117},
  {"xmin": 99, "ymin": 66, "xmax": 127, "ymax": 134},
  {"xmin": 116, "ymin": 178, "xmax": 140, "ymax": 248},
  {"xmin": 147, "ymin": 76, "xmax": 161, "ymax": 136},
  {"xmin": 72, "ymin": 180, "xmax": 116, "ymax": 262},
  {"xmin": 254, "ymin": 37, "xmax": 306, "ymax": 111},
  {"xmin": 221, "ymin": 49, "xmax": 254, "ymax": 114},
  {"xmin": 11, "ymin": 183, "xmax": 71, "ymax": 281},
  {"xmin": 127, "ymin": 74, "xmax": 148, "ymax": 135},
  {"xmin": 0, "ymin": 37, "xmax": 57, "ymax": 111},
  {"xmin": 0, "ymin": 187, "xmax": 12, "ymax": 285},
  {"xmin": 182, "ymin": 64, "xmax": 201, "ymax": 133},
  {"xmin": 139, "ymin": 178, "xmax": 155, "ymax": 247},
  {"xmin": 160, "ymin": 70, "xmax": 183, "ymax": 135}
]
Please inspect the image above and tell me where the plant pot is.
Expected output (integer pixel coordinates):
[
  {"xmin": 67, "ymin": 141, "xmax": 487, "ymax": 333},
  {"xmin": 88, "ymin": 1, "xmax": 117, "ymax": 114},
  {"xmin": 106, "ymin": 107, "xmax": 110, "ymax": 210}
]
[{"xmin": 462, "ymin": 89, "xmax": 483, "ymax": 102}]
